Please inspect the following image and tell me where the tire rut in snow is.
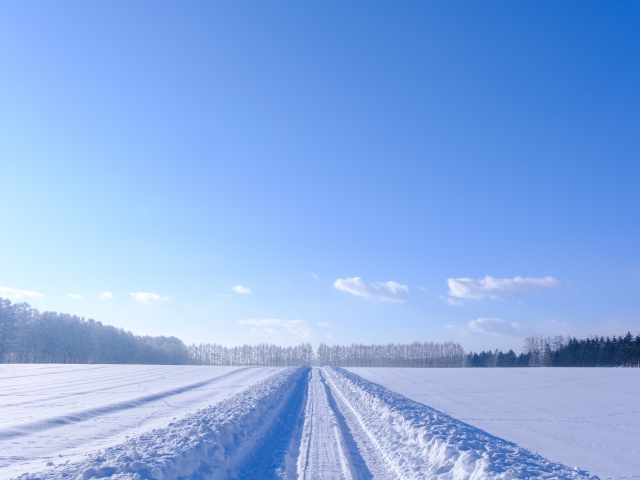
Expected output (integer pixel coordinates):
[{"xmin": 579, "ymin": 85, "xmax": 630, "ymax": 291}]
[
  {"xmin": 297, "ymin": 368, "xmax": 366, "ymax": 480},
  {"xmin": 320, "ymin": 369, "xmax": 398, "ymax": 480}
]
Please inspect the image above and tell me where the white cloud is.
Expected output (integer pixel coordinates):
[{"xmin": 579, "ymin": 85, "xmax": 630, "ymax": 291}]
[
  {"xmin": 232, "ymin": 285, "xmax": 252, "ymax": 295},
  {"xmin": 415, "ymin": 286, "xmax": 427, "ymax": 292},
  {"xmin": 130, "ymin": 292, "xmax": 169, "ymax": 304},
  {"xmin": 68, "ymin": 294, "xmax": 83, "ymax": 299},
  {"xmin": 0, "ymin": 286, "xmax": 44, "ymax": 301},
  {"xmin": 317, "ymin": 322, "xmax": 334, "ymax": 328},
  {"xmin": 447, "ymin": 275, "xmax": 563, "ymax": 300},
  {"xmin": 308, "ymin": 272, "xmax": 319, "ymax": 279},
  {"xmin": 238, "ymin": 318, "xmax": 314, "ymax": 339},
  {"xmin": 447, "ymin": 318, "xmax": 536, "ymax": 337},
  {"xmin": 333, "ymin": 277, "xmax": 410, "ymax": 303},
  {"xmin": 439, "ymin": 295, "xmax": 462, "ymax": 307},
  {"xmin": 99, "ymin": 292, "xmax": 113, "ymax": 300}
]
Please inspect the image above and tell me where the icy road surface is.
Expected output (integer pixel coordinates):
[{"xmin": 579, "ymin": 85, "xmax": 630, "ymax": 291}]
[
  {"xmin": 0, "ymin": 364, "xmax": 278, "ymax": 479},
  {"xmin": 9, "ymin": 366, "xmax": 598, "ymax": 480},
  {"xmin": 348, "ymin": 367, "xmax": 640, "ymax": 480}
]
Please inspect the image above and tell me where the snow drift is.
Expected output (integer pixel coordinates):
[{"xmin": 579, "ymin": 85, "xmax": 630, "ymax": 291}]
[{"xmin": 323, "ymin": 367, "xmax": 598, "ymax": 479}]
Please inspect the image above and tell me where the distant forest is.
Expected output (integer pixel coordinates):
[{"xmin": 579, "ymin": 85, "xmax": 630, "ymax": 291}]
[
  {"xmin": 1, "ymin": 298, "xmax": 638, "ymax": 367},
  {"xmin": 0, "ymin": 299, "xmax": 311, "ymax": 366},
  {"xmin": 316, "ymin": 342, "xmax": 466, "ymax": 367},
  {"xmin": 468, "ymin": 334, "xmax": 640, "ymax": 368}
]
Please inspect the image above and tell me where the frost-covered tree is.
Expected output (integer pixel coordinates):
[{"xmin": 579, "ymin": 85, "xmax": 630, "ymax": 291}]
[
  {"xmin": 317, "ymin": 341, "xmax": 466, "ymax": 368},
  {"xmin": 184, "ymin": 342, "xmax": 314, "ymax": 366},
  {"xmin": 0, "ymin": 299, "xmax": 319, "ymax": 366},
  {"xmin": 0, "ymin": 299, "xmax": 188, "ymax": 364}
]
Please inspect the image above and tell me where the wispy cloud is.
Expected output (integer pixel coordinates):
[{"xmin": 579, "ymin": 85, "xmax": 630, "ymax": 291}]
[
  {"xmin": 99, "ymin": 292, "xmax": 113, "ymax": 300},
  {"xmin": 447, "ymin": 318, "xmax": 536, "ymax": 337},
  {"xmin": 334, "ymin": 277, "xmax": 410, "ymax": 303},
  {"xmin": 439, "ymin": 295, "xmax": 462, "ymax": 307},
  {"xmin": 414, "ymin": 286, "xmax": 427, "ymax": 292},
  {"xmin": 0, "ymin": 286, "xmax": 44, "ymax": 301},
  {"xmin": 447, "ymin": 275, "xmax": 563, "ymax": 301},
  {"xmin": 317, "ymin": 322, "xmax": 334, "ymax": 328},
  {"xmin": 232, "ymin": 285, "xmax": 252, "ymax": 295},
  {"xmin": 68, "ymin": 294, "xmax": 83, "ymax": 299},
  {"xmin": 307, "ymin": 272, "xmax": 319, "ymax": 279},
  {"xmin": 130, "ymin": 292, "xmax": 169, "ymax": 304},
  {"xmin": 238, "ymin": 318, "xmax": 314, "ymax": 339}
]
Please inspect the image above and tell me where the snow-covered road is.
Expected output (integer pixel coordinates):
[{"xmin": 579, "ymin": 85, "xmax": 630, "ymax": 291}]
[
  {"xmin": 297, "ymin": 368, "xmax": 396, "ymax": 480},
  {"xmin": 6, "ymin": 365, "xmax": 603, "ymax": 480},
  {"xmin": 298, "ymin": 368, "xmax": 354, "ymax": 479}
]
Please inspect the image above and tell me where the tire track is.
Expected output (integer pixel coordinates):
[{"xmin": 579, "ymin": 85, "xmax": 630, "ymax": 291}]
[
  {"xmin": 320, "ymin": 368, "xmax": 399, "ymax": 480},
  {"xmin": 297, "ymin": 368, "xmax": 354, "ymax": 480},
  {"xmin": 297, "ymin": 368, "xmax": 397, "ymax": 480}
]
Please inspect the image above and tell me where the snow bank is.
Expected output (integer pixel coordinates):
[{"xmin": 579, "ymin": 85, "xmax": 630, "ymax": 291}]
[
  {"xmin": 348, "ymin": 367, "xmax": 639, "ymax": 478},
  {"xmin": 324, "ymin": 367, "xmax": 598, "ymax": 480},
  {"xmin": 17, "ymin": 367, "xmax": 307, "ymax": 480}
]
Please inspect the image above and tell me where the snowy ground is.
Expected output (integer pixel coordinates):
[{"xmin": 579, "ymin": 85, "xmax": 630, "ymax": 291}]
[
  {"xmin": 3, "ymin": 364, "xmax": 605, "ymax": 480},
  {"xmin": 348, "ymin": 367, "xmax": 640, "ymax": 480},
  {"xmin": 0, "ymin": 364, "xmax": 278, "ymax": 479}
]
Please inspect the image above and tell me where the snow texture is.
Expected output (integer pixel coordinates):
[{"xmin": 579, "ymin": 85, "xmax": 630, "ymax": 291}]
[
  {"xmin": 348, "ymin": 367, "xmax": 640, "ymax": 480},
  {"xmin": 324, "ymin": 367, "xmax": 597, "ymax": 479},
  {"xmin": 298, "ymin": 368, "xmax": 354, "ymax": 479},
  {"xmin": 13, "ymin": 367, "xmax": 307, "ymax": 480},
  {"xmin": 302, "ymin": 368, "xmax": 397, "ymax": 479},
  {"xmin": 0, "ymin": 365, "xmax": 278, "ymax": 479},
  {"xmin": 5, "ymin": 365, "xmax": 603, "ymax": 480},
  {"xmin": 297, "ymin": 368, "xmax": 396, "ymax": 479}
]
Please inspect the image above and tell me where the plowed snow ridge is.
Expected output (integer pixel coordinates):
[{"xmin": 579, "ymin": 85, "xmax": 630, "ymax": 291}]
[
  {"xmin": 12, "ymin": 366, "xmax": 598, "ymax": 480},
  {"xmin": 0, "ymin": 364, "xmax": 279, "ymax": 478},
  {"xmin": 18, "ymin": 367, "xmax": 307, "ymax": 480},
  {"xmin": 323, "ymin": 367, "xmax": 597, "ymax": 479}
]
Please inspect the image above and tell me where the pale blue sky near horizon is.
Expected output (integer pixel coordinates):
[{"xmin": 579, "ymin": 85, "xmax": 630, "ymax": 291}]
[{"xmin": 1, "ymin": 1, "xmax": 639, "ymax": 352}]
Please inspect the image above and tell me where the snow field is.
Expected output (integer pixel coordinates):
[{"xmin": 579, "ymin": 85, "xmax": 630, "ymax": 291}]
[
  {"xmin": 0, "ymin": 365, "xmax": 279, "ymax": 479},
  {"xmin": 7, "ymin": 365, "xmax": 604, "ymax": 480},
  {"xmin": 324, "ymin": 367, "xmax": 597, "ymax": 479},
  {"xmin": 347, "ymin": 368, "xmax": 640, "ymax": 479},
  {"xmin": 16, "ymin": 367, "xmax": 307, "ymax": 480}
]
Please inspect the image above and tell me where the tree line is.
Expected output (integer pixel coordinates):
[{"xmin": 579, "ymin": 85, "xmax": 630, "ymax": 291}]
[
  {"xmin": 0, "ymin": 299, "xmax": 188, "ymax": 364},
  {"xmin": 467, "ymin": 334, "xmax": 640, "ymax": 367},
  {"xmin": 2, "ymin": 299, "xmax": 639, "ymax": 367},
  {"xmin": 316, "ymin": 341, "xmax": 466, "ymax": 367},
  {"xmin": 186, "ymin": 342, "xmax": 314, "ymax": 367},
  {"xmin": 0, "ymin": 299, "xmax": 312, "ymax": 366}
]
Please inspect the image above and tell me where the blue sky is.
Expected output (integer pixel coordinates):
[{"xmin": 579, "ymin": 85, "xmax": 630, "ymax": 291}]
[{"xmin": 1, "ymin": 1, "xmax": 639, "ymax": 352}]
